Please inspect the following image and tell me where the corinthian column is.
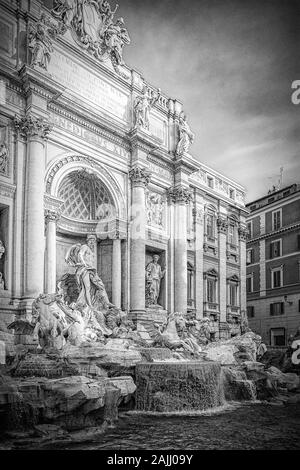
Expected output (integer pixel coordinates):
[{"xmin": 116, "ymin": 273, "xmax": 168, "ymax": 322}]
[
  {"xmin": 168, "ymin": 186, "xmax": 192, "ymax": 314},
  {"xmin": 14, "ymin": 114, "xmax": 53, "ymax": 298},
  {"xmin": 45, "ymin": 209, "xmax": 60, "ymax": 294},
  {"xmin": 129, "ymin": 166, "xmax": 151, "ymax": 321}
]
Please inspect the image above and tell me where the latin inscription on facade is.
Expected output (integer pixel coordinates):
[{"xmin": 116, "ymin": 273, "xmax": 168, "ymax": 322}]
[
  {"xmin": 51, "ymin": 113, "xmax": 130, "ymax": 160},
  {"xmin": 48, "ymin": 50, "xmax": 130, "ymax": 122}
]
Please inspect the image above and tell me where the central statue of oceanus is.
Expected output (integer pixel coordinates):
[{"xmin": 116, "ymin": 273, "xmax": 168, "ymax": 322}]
[{"xmin": 65, "ymin": 234, "xmax": 113, "ymax": 310}]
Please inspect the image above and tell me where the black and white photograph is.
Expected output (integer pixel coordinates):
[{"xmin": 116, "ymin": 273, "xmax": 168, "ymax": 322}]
[{"xmin": 0, "ymin": 0, "xmax": 299, "ymax": 456}]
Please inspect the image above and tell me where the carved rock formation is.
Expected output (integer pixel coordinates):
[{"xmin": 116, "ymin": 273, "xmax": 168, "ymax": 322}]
[{"xmin": 135, "ymin": 361, "xmax": 225, "ymax": 412}]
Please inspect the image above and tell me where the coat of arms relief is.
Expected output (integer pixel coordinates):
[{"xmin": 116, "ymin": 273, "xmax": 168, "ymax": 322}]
[{"xmin": 51, "ymin": 0, "xmax": 130, "ymax": 76}]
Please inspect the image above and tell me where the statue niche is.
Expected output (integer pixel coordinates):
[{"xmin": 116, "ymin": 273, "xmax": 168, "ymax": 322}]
[{"xmin": 145, "ymin": 252, "xmax": 165, "ymax": 309}]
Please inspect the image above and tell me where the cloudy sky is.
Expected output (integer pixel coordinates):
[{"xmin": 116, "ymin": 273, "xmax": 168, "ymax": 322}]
[{"xmin": 116, "ymin": 0, "xmax": 299, "ymax": 202}]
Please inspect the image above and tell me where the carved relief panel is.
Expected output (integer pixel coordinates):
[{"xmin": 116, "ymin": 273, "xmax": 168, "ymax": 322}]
[
  {"xmin": 0, "ymin": 125, "xmax": 9, "ymax": 177},
  {"xmin": 146, "ymin": 190, "xmax": 165, "ymax": 229}
]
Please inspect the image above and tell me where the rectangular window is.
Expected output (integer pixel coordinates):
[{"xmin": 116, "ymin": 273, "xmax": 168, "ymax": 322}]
[
  {"xmin": 272, "ymin": 267, "xmax": 282, "ymax": 288},
  {"xmin": 270, "ymin": 240, "xmax": 281, "ymax": 258},
  {"xmin": 270, "ymin": 302, "xmax": 284, "ymax": 316},
  {"xmin": 270, "ymin": 328, "xmax": 286, "ymax": 346},
  {"xmin": 206, "ymin": 214, "xmax": 214, "ymax": 238},
  {"xmin": 272, "ymin": 210, "xmax": 281, "ymax": 231},
  {"xmin": 297, "ymin": 234, "xmax": 300, "ymax": 250},
  {"xmin": 247, "ymin": 306, "xmax": 255, "ymax": 318},
  {"xmin": 207, "ymin": 278, "xmax": 216, "ymax": 303},
  {"xmin": 247, "ymin": 222, "xmax": 252, "ymax": 238},
  {"xmin": 229, "ymin": 283, "xmax": 238, "ymax": 306},
  {"xmin": 246, "ymin": 276, "xmax": 253, "ymax": 293},
  {"xmin": 246, "ymin": 248, "xmax": 253, "ymax": 264},
  {"xmin": 228, "ymin": 224, "xmax": 236, "ymax": 245}
]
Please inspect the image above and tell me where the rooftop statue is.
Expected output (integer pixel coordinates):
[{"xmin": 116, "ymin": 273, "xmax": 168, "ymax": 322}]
[
  {"xmin": 133, "ymin": 86, "xmax": 161, "ymax": 130},
  {"xmin": 51, "ymin": 0, "xmax": 130, "ymax": 76},
  {"xmin": 28, "ymin": 14, "xmax": 66, "ymax": 70},
  {"xmin": 175, "ymin": 111, "xmax": 195, "ymax": 157}
]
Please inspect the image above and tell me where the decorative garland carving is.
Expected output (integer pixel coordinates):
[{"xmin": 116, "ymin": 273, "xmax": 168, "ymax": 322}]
[
  {"xmin": 238, "ymin": 224, "xmax": 249, "ymax": 241},
  {"xmin": 216, "ymin": 216, "xmax": 228, "ymax": 234}
]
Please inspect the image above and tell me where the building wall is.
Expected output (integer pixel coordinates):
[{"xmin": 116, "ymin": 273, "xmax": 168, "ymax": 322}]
[{"xmin": 246, "ymin": 185, "xmax": 300, "ymax": 345}]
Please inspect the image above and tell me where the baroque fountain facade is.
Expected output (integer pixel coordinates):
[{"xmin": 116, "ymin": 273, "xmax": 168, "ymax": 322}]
[{"xmin": 0, "ymin": 0, "xmax": 299, "ymax": 438}]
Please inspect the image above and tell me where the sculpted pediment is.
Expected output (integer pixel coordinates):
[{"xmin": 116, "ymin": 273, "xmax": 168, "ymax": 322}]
[{"xmin": 51, "ymin": 0, "xmax": 130, "ymax": 78}]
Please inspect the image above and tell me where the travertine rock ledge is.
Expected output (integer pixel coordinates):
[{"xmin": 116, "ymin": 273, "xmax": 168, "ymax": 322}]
[{"xmin": 0, "ymin": 373, "xmax": 136, "ymax": 432}]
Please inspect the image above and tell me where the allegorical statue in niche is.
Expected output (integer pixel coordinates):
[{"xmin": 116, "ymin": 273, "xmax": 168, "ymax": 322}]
[
  {"xmin": 145, "ymin": 254, "xmax": 165, "ymax": 307},
  {"xmin": 134, "ymin": 86, "xmax": 161, "ymax": 130},
  {"xmin": 65, "ymin": 234, "xmax": 114, "ymax": 310},
  {"xmin": 175, "ymin": 111, "xmax": 195, "ymax": 157}
]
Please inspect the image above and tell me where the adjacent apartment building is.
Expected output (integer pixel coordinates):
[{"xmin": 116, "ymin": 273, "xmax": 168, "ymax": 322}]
[{"xmin": 246, "ymin": 184, "xmax": 300, "ymax": 346}]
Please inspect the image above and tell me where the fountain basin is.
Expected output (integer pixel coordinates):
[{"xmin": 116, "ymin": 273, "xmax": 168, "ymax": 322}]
[{"xmin": 135, "ymin": 361, "xmax": 225, "ymax": 412}]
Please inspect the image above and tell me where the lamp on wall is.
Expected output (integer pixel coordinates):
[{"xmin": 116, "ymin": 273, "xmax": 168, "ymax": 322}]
[{"xmin": 284, "ymin": 295, "xmax": 293, "ymax": 305}]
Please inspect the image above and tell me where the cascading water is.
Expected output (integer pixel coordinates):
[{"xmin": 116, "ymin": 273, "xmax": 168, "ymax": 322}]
[{"xmin": 135, "ymin": 361, "xmax": 225, "ymax": 412}]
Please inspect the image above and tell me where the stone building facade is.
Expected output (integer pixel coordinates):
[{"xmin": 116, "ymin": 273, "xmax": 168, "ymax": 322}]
[
  {"xmin": 246, "ymin": 184, "xmax": 300, "ymax": 346},
  {"xmin": 0, "ymin": 0, "xmax": 248, "ymax": 348}
]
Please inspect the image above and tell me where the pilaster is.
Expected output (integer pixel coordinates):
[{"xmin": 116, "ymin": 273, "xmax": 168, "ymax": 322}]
[{"xmin": 217, "ymin": 215, "xmax": 228, "ymax": 323}]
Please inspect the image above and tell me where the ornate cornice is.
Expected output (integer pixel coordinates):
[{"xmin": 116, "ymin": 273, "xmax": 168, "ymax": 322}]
[
  {"xmin": 14, "ymin": 114, "xmax": 53, "ymax": 140},
  {"xmin": 129, "ymin": 166, "xmax": 151, "ymax": 188},
  {"xmin": 167, "ymin": 186, "xmax": 193, "ymax": 204},
  {"xmin": 217, "ymin": 216, "xmax": 228, "ymax": 234}
]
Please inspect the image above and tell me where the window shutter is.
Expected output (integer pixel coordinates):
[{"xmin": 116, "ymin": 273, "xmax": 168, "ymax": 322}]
[{"xmin": 270, "ymin": 243, "xmax": 273, "ymax": 259}]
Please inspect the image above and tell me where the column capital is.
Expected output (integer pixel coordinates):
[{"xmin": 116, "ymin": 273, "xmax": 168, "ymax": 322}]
[
  {"xmin": 129, "ymin": 165, "xmax": 151, "ymax": 188},
  {"xmin": 238, "ymin": 224, "xmax": 249, "ymax": 241},
  {"xmin": 44, "ymin": 208, "xmax": 61, "ymax": 223},
  {"xmin": 168, "ymin": 185, "xmax": 193, "ymax": 204},
  {"xmin": 217, "ymin": 216, "xmax": 228, "ymax": 234},
  {"xmin": 14, "ymin": 113, "xmax": 53, "ymax": 140}
]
